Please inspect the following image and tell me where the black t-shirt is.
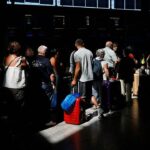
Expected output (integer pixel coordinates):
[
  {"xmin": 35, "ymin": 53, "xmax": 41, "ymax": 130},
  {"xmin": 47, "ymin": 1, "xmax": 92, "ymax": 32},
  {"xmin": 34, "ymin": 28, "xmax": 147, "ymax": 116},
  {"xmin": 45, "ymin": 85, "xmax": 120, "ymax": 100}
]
[
  {"xmin": 32, "ymin": 55, "xmax": 53, "ymax": 84},
  {"xmin": 118, "ymin": 57, "xmax": 135, "ymax": 83}
]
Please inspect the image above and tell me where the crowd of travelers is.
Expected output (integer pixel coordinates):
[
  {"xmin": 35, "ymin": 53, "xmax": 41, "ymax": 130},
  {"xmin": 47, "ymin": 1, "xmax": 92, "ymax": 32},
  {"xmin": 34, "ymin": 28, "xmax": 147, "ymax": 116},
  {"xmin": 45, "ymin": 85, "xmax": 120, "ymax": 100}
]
[{"xmin": 0, "ymin": 39, "xmax": 150, "ymax": 133}]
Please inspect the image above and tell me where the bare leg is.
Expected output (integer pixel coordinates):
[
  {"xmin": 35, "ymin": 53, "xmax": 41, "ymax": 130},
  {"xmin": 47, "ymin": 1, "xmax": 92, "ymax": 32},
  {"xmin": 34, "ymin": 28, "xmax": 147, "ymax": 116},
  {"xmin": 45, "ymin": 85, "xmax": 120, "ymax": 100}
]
[{"xmin": 91, "ymin": 96, "xmax": 99, "ymax": 108}]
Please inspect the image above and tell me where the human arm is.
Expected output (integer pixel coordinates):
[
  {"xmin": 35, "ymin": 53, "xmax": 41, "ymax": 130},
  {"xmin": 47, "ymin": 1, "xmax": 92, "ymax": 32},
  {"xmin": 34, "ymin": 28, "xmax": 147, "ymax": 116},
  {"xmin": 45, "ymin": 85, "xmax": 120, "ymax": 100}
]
[
  {"xmin": 103, "ymin": 63, "xmax": 109, "ymax": 80},
  {"xmin": 146, "ymin": 55, "xmax": 150, "ymax": 68},
  {"xmin": 50, "ymin": 57, "xmax": 58, "ymax": 75},
  {"xmin": 71, "ymin": 62, "xmax": 81, "ymax": 86},
  {"xmin": 111, "ymin": 51, "xmax": 118, "ymax": 64},
  {"xmin": 50, "ymin": 73, "xmax": 55, "ymax": 83},
  {"xmin": 69, "ymin": 51, "xmax": 75, "ymax": 74},
  {"xmin": 21, "ymin": 57, "xmax": 28, "ymax": 68}
]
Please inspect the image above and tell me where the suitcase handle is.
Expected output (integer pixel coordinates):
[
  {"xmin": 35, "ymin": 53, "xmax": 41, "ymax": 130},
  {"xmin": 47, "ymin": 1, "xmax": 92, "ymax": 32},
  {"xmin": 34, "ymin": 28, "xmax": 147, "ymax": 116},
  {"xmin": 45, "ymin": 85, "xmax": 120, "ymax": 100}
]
[{"xmin": 72, "ymin": 81, "xmax": 80, "ymax": 94}]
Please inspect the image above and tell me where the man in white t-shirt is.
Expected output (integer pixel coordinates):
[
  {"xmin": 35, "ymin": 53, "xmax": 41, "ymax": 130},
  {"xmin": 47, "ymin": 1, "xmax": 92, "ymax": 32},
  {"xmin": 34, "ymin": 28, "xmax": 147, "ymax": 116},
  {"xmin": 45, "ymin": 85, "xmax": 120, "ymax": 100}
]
[{"xmin": 71, "ymin": 39, "xmax": 93, "ymax": 103}]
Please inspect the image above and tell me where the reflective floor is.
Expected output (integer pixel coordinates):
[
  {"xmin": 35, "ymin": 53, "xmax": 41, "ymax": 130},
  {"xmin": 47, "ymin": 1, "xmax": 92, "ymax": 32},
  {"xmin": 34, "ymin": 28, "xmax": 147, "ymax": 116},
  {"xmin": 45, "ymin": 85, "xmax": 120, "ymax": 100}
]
[{"xmin": 1, "ymin": 99, "xmax": 150, "ymax": 150}]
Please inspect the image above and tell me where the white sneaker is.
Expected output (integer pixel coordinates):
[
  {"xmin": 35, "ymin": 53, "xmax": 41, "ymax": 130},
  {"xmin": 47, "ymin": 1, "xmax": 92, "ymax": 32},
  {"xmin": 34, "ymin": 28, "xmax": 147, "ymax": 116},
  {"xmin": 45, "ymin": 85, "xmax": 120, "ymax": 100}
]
[
  {"xmin": 102, "ymin": 112, "xmax": 110, "ymax": 117},
  {"xmin": 108, "ymin": 110, "xmax": 116, "ymax": 115}
]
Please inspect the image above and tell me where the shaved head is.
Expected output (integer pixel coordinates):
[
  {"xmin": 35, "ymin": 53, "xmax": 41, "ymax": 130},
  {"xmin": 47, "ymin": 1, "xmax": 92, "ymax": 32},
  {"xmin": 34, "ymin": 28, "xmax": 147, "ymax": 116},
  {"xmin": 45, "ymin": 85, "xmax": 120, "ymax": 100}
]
[{"xmin": 105, "ymin": 41, "xmax": 113, "ymax": 49}]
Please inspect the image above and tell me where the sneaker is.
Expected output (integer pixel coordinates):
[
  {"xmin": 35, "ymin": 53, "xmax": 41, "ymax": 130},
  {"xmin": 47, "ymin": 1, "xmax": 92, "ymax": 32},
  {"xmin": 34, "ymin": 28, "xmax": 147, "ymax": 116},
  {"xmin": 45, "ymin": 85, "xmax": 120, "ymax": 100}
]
[
  {"xmin": 98, "ymin": 113, "xmax": 106, "ymax": 119},
  {"xmin": 108, "ymin": 110, "xmax": 114, "ymax": 115},
  {"xmin": 86, "ymin": 114, "xmax": 93, "ymax": 121},
  {"xmin": 98, "ymin": 110, "xmax": 110, "ymax": 118},
  {"xmin": 102, "ymin": 112, "xmax": 110, "ymax": 117},
  {"xmin": 92, "ymin": 105, "xmax": 100, "ymax": 110},
  {"xmin": 45, "ymin": 121, "xmax": 57, "ymax": 127},
  {"xmin": 92, "ymin": 111, "xmax": 98, "ymax": 117}
]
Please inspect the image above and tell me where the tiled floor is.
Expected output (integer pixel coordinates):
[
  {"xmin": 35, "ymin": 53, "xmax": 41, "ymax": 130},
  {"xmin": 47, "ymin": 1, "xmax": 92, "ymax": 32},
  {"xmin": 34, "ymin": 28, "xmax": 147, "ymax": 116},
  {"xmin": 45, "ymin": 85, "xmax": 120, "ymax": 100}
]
[{"xmin": 1, "ymin": 99, "xmax": 150, "ymax": 150}]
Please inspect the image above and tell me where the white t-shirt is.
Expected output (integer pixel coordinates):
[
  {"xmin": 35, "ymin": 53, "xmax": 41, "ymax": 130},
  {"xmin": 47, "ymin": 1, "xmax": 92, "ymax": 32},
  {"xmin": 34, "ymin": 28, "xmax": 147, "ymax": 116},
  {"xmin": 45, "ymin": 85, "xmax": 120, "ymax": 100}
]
[{"xmin": 74, "ymin": 47, "xmax": 93, "ymax": 82}]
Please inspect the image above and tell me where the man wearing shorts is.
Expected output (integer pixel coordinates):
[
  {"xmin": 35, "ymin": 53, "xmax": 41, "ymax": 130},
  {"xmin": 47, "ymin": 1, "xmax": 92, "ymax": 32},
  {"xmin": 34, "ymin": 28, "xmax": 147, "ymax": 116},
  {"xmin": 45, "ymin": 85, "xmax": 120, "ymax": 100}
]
[{"xmin": 71, "ymin": 39, "xmax": 93, "ymax": 104}]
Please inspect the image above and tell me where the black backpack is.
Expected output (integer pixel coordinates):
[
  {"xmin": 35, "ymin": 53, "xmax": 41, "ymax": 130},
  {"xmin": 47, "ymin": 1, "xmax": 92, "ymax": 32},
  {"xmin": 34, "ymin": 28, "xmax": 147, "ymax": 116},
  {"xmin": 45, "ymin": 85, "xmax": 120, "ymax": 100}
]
[{"xmin": 92, "ymin": 59, "xmax": 103, "ymax": 80}]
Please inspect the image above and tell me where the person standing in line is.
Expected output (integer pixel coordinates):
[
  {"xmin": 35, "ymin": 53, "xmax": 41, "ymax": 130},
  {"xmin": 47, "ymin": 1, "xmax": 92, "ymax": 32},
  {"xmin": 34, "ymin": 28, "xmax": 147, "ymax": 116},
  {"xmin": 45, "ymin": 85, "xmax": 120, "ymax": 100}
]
[
  {"xmin": 71, "ymin": 39, "xmax": 96, "ymax": 110},
  {"xmin": 32, "ymin": 45, "xmax": 56, "ymax": 126},
  {"xmin": 103, "ymin": 41, "xmax": 118, "ymax": 78},
  {"xmin": 118, "ymin": 46, "xmax": 136, "ymax": 105},
  {"xmin": 3, "ymin": 41, "xmax": 28, "ymax": 131},
  {"xmin": 91, "ymin": 49, "xmax": 109, "ymax": 109},
  {"xmin": 25, "ymin": 47, "xmax": 35, "ymax": 66},
  {"xmin": 50, "ymin": 48, "xmax": 64, "ymax": 122}
]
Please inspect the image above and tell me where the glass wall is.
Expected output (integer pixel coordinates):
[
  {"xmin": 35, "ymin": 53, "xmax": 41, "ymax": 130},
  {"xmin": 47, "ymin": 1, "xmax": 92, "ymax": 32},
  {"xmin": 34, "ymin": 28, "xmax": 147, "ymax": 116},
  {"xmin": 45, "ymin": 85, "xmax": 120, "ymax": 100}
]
[
  {"xmin": 113, "ymin": 0, "xmax": 141, "ymax": 10},
  {"xmin": 26, "ymin": 0, "xmax": 39, "ymax": 2},
  {"xmin": 7, "ymin": 0, "xmax": 141, "ymax": 10},
  {"xmin": 59, "ymin": 0, "xmax": 110, "ymax": 8},
  {"xmin": 60, "ymin": 0, "xmax": 72, "ymax": 6},
  {"xmin": 114, "ymin": 0, "xmax": 124, "ymax": 9},
  {"xmin": 74, "ymin": 0, "xmax": 85, "ymax": 7},
  {"xmin": 136, "ymin": 0, "xmax": 141, "ymax": 9},
  {"xmin": 126, "ymin": 0, "xmax": 134, "ymax": 9},
  {"xmin": 98, "ymin": 0, "xmax": 109, "ymax": 8},
  {"xmin": 7, "ymin": 0, "xmax": 54, "ymax": 5},
  {"xmin": 86, "ymin": 0, "xmax": 97, "ymax": 7}
]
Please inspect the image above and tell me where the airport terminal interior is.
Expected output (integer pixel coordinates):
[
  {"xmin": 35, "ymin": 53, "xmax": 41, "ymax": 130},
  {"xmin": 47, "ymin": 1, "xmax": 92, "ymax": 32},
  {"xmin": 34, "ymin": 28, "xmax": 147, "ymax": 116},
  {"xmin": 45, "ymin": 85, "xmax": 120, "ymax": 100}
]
[{"xmin": 0, "ymin": 0, "xmax": 150, "ymax": 150}]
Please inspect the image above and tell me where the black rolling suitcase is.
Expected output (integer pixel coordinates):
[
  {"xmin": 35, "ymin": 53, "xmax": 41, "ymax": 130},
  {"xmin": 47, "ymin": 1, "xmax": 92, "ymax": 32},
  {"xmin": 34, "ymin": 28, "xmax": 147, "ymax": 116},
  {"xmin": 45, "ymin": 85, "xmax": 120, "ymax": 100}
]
[{"xmin": 101, "ymin": 80, "xmax": 124, "ymax": 112}]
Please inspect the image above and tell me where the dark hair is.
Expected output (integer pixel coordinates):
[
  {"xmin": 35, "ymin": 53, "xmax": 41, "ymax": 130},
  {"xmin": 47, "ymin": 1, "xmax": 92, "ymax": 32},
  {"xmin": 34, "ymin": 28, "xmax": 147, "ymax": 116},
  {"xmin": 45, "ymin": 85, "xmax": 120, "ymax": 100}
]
[
  {"xmin": 123, "ymin": 46, "xmax": 133, "ymax": 56},
  {"xmin": 50, "ymin": 48, "xmax": 59, "ymax": 57},
  {"xmin": 7, "ymin": 41, "xmax": 21, "ymax": 55},
  {"xmin": 113, "ymin": 42, "xmax": 118, "ymax": 46},
  {"xmin": 75, "ymin": 39, "xmax": 84, "ymax": 47}
]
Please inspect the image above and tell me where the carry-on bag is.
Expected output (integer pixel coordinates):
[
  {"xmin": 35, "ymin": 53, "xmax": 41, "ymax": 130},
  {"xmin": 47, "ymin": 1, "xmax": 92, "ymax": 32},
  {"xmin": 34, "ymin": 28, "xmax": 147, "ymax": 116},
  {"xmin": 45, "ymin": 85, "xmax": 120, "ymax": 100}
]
[{"xmin": 63, "ymin": 83, "xmax": 84, "ymax": 125}]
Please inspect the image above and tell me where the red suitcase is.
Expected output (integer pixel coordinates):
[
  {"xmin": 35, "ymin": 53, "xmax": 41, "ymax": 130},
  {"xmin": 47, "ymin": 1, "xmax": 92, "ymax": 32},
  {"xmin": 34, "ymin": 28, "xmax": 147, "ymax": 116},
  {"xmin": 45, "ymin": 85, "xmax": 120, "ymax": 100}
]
[{"xmin": 64, "ymin": 97, "xmax": 83, "ymax": 125}]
